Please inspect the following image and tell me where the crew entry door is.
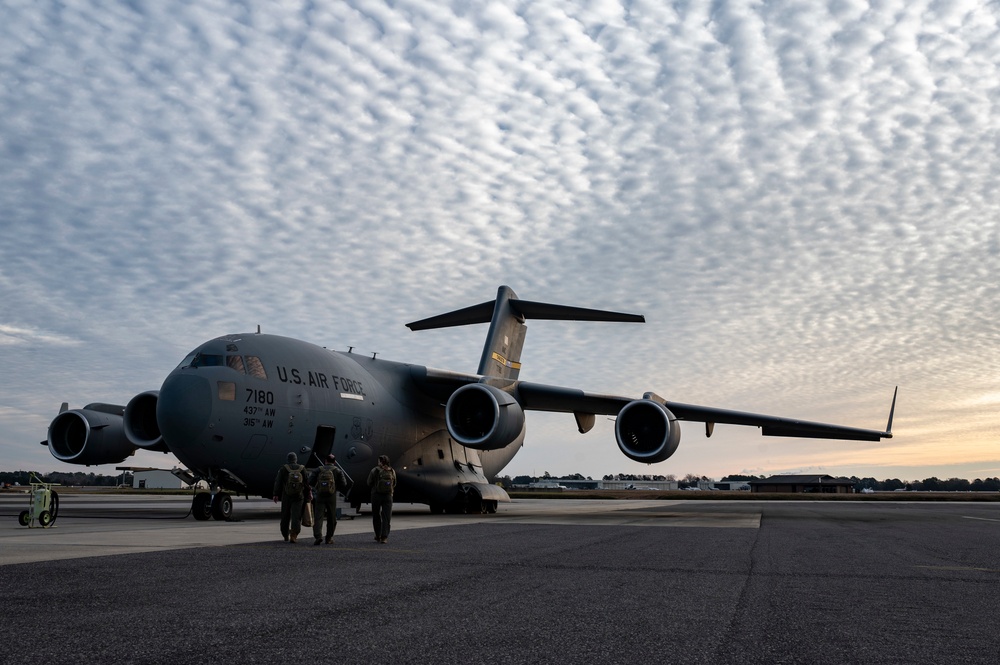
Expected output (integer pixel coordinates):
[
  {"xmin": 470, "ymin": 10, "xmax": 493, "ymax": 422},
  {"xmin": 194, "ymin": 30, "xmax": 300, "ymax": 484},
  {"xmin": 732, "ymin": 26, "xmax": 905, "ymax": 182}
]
[{"xmin": 311, "ymin": 426, "xmax": 336, "ymax": 468}]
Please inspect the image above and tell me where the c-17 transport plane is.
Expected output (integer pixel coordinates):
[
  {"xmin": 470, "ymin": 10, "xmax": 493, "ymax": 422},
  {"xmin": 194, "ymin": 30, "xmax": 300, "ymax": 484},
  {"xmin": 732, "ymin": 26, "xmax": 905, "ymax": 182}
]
[{"xmin": 43, "ymin": 286, "xmax": 896, "ymax": 520}]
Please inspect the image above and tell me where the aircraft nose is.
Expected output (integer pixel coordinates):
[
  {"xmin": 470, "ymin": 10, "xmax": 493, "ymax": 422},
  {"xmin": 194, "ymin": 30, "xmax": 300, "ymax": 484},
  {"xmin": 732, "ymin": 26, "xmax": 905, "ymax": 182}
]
[{"xmin": 157, "ymin": 372, "xmax": 213, "ymax": 446}]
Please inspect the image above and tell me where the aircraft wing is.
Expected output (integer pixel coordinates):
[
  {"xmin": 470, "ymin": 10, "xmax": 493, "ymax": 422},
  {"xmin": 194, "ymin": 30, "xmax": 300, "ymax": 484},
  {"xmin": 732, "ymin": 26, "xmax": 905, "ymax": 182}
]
[
  {"xmin": 516, "ymin": 381, "xmax": 895, "ymax": 442},
  {"xmin": 408, "ymin": 366, "xmax": 483, "ymax": 402},
  {"xmin": 413, "ymin": 370, "xmax": 631, "ymax": 414},
  {"xmin": 411, "ymin": 369, "xmax": 894, "ymax": 442},
  {"xmin": 657, "ymin": 400, "xmax": 892, "ymax": 441},
  {"xmin": 514, "ymin": 382, "xmax": 630, "ymax": 415}
]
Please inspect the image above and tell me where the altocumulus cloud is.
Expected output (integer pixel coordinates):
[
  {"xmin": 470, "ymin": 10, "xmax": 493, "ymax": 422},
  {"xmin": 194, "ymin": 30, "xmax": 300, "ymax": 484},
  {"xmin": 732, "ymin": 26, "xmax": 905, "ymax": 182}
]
[{"xmin": 0, "ymin": 0, "xmax": 998, "ymax": 481}]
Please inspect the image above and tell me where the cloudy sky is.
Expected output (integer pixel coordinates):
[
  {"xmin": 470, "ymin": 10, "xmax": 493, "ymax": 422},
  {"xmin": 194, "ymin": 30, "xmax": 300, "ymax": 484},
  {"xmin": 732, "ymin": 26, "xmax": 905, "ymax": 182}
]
[{"xmin": 2, "ymin": 0, "xmax": 998, "ymax": 483}]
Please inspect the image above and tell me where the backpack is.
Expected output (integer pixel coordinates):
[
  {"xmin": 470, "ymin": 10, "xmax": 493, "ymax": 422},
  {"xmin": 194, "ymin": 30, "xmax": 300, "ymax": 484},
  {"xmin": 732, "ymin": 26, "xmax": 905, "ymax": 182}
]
[
  {"xmin": 284, "ymin": 464, "xmax": 305, "ymax": 497},
  {"xmin": 375, "ymin": 467, "xmax": 394, "ymax": 495},
  {"xmin": 316, "ymin": 466, "xmax": 337, "ymax": 497}
]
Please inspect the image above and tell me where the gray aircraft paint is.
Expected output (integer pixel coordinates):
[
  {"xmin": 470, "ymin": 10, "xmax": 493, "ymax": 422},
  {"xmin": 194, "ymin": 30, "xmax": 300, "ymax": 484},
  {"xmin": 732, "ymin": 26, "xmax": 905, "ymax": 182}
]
[{"xmin": 44, "ymin": 286, "xmax": 894, "ymax": 519}]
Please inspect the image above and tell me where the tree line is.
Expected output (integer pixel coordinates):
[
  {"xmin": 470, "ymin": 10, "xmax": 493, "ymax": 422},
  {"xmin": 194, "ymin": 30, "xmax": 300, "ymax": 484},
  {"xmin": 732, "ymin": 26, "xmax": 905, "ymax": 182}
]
[
  {"xmin": 0, "ymin": 470, "xmax": 130, "ymax": 487},
  {"xmin": 499, "ymin": 472, "xmax": 1000, "ymax": 492},
  {"xmin": 6, "ymin": 469, "xmax": 999, "ymax": 493},
  {"xmin": 852, "ymin": 476, "xmax": 1000, "ymax": 492}
]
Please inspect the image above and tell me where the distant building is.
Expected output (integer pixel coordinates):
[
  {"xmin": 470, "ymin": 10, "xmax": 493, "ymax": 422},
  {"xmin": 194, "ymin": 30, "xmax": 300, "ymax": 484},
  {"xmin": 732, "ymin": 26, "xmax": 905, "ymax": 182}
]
[
  {"xmin": 699, "ymin": 480, "xmax": 751, "ymax": 491},
  {"xmin": 116, "ymin": 467, "xmax": 196, "ymax": 490},
  {"xmin": 719, "ymin": 479, "xmax": 753, "ymax": 490},
  {"xmin": 530, "ymin": 481, "xmax": 569, "ymax": 490},
  {"xmin": 522, "ymin": 479, "xmax": 761, "ymax": 491},
  {"xmin": 134, "ymin": 469, "xmax": 189, "ymax": 489},
  {"xmin": 749, "ymin": 475, "xmax": 855, "ymax": 494},
  {"xmin": 515, "ymin": 479, "xmax": 676, "ymax": 491},
  {"xmin": 592, "ymin": 479, "xmax": 678, "ymax": 491}
]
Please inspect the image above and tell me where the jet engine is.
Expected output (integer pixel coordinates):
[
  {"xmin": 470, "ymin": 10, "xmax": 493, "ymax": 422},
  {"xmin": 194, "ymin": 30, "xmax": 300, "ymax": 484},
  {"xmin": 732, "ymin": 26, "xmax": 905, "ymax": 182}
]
[
  {"xmin": 124, "ymin": 390, "xmax": 170, "ymax": 452},
  {"xmin": 446, "ymin": 383, "xmax": 525, "ymax": 450},
  {"xmin": 47, "ymin": 403, "xmax": 137, "ymax": 465},
  {"xmin": 615, "ymin": 399, "xmax": 681, "ymax": 463}
]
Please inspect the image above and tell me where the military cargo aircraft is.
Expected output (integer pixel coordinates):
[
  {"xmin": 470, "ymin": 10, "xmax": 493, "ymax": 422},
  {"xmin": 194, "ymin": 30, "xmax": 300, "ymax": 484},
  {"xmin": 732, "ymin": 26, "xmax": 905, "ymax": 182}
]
[{"xmin": 43, "ymin": 286, "xmax": 895, "ymax": 519}]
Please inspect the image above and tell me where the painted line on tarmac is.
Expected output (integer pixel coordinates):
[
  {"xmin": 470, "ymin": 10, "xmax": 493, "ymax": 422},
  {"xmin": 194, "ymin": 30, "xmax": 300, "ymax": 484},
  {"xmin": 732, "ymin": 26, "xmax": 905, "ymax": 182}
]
[
  {"xmin": 492, "ymin": 511, "xmax": 760, "ymax": 528},
  {"xmin": 914, "ymin": 565, "xmax": 1000, "ymax": 574}
]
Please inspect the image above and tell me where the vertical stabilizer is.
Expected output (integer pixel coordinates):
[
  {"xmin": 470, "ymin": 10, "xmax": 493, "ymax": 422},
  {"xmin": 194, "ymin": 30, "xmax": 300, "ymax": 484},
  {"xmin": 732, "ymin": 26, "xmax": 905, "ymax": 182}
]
[
  {"xmin": 406, "ymin": 285, "xmax": 644, "ymax": 380},
  {"xmin": 477, "ymin": 286, "xmax": 527, "ymax": 379}
]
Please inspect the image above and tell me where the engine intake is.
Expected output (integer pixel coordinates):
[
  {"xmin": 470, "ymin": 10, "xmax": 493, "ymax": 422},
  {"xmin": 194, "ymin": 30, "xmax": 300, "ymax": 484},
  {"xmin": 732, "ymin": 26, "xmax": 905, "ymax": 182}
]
[
  {"xmin": 615, "ymin": 399, "xmax": 681, "ymax": 463},
  {"xmin": 47, "ymin": 404, "xmax": 137, "ymax": 465},
  {"xmin": 446, "ymin": 383, "xmax": 525, "ymax": 450},
  {"xmin": 124, "ymin": 391, "xmax": 170, "ymax": 452}
]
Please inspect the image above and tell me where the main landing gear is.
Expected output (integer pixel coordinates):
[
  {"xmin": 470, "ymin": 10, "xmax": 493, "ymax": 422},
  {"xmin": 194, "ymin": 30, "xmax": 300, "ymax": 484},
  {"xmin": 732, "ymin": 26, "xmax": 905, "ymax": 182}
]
[{"xmin": 431, "ymin": 487, "xmax": 499, "ymax": 515}]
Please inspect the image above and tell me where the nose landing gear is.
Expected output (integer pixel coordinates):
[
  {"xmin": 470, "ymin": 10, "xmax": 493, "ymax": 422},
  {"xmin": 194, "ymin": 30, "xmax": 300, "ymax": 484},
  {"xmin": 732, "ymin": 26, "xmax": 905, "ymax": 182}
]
[
  {"xmin": 186, "ymin": 469, "xmax": 246, "ymax": 521},
  {"xmin": 190, "ymin": 490, "xmax": 235, "ymax": 521}
]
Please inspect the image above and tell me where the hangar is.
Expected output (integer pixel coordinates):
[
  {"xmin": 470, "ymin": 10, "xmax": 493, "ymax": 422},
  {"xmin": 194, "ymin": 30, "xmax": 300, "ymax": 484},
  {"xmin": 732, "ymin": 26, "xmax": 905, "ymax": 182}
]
[
  {"xmin": 115, "ymin": 466, "xmax": 200, "ymax": 490},
  {"xmin": 749, "ymin": 475, "xmax": 855, "ymax": 494}
]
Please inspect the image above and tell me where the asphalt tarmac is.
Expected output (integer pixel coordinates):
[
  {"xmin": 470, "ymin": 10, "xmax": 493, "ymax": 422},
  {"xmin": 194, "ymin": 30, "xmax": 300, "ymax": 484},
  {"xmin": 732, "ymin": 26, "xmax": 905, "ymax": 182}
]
[{"xmin": 2, "ymin": 494, "xmax": 998, "ymax": 664}]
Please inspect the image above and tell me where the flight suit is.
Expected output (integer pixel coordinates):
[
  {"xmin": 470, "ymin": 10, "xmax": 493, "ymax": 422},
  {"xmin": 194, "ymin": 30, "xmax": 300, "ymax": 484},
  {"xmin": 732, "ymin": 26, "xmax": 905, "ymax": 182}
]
[
  {"xmin": 310, "ymin": 464, "xmax": 351, "ymax": 544},
  {"xmin": 273, "ymin": 463, "xmax": 309, "ymax": 542},
  {"xmin": 367, "ymin": 464, "xmax": 396, "ymax": 543}
]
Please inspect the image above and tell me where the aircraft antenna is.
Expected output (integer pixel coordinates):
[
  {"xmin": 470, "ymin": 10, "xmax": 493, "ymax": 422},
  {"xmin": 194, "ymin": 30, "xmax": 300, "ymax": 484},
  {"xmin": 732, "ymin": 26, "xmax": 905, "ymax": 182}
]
[{"xmin": 256, "ymin": 325, "xmax": 261, "ymax": 334}]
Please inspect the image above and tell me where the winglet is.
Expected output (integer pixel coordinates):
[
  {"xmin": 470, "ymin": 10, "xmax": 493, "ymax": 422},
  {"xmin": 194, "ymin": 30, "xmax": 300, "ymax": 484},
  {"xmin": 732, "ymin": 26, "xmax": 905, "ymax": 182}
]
[{"xmin": 883, "ymin": 386, "xmax": 897, "ymax": 438}]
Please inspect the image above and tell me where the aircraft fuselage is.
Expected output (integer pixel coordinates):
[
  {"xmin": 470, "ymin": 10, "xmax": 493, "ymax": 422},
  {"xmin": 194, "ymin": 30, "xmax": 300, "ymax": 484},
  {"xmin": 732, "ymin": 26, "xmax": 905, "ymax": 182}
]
[{"xmin": 155, "ymin": 333, "xmax": 521, "ymax": 507}]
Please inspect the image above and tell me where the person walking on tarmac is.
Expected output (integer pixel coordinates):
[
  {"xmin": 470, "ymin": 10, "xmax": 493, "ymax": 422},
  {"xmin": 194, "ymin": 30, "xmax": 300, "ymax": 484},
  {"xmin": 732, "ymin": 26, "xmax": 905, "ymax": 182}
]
[
  {"xmin": 310, "ymin": 454, "xmax": 352, "ymax": 546},
  {"xmin": 273, "ymin": 452, "xmax": 310, "ymax": 543},
  {"xmin": 367, "ymin": 454, "xmax": 396, "ymax": 544}
]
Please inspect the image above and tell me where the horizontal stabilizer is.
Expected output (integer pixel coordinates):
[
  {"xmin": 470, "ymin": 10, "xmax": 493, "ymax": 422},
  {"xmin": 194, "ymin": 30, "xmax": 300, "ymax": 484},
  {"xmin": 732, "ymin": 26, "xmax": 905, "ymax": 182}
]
[
  {"xmin": 407, "ymin": 286, "xmax": 645, "ymax": 381},
  {"xmin": 511, "ymin": 299, "xmax": 645, "ymax": 323},
  {"xmin": 407, "ymin": 295, "xmax": 644, "ymax": 331},
  {"xmin": 406, "ymin": 301, "xmax": 495, "ymax": 331}
]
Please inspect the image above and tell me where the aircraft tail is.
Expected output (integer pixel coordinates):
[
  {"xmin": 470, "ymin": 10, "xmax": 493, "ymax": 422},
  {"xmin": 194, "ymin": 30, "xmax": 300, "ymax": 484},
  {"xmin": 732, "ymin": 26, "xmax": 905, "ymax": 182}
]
[{"xmin": 406, "ymin": 285, "xmax": 644, "ymax": 380}]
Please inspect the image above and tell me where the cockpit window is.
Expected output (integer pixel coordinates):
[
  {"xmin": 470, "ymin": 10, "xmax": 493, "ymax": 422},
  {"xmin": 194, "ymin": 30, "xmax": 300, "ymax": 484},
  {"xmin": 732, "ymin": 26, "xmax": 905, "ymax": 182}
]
[
  {"xmin": 227, "ymin": 355, "xmax": 246, "ymax": 374},
  {"xmin": 179, "ymin": 350, "xmax": 265, "ymax": 378},
  {"xmin": 245, "ymin": 356, "xmax": 267, "ymax": 379},
  {"xmin": 191, "ymin": 353, "xmax": 225, "ymax": 368}
]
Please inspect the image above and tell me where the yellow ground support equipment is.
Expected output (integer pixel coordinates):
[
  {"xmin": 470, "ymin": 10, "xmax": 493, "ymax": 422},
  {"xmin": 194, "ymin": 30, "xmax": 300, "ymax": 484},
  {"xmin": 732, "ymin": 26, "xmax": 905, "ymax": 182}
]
[{"xmin": 17, "ymin": 474, "xmax": 60, "ymax": 528}]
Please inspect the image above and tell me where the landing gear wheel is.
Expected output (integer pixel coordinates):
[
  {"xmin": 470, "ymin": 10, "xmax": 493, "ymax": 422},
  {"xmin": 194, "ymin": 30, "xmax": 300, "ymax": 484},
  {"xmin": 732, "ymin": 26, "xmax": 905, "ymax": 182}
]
[
  {"xmin": 49, "ymin": 491, "xmax": 59, "ymax": 523},
  {"xmin": 38, "ymin": 510, "xmax": 53, "ymax": 527},
  {"xmin": 191, "ymin": 493, "xmax": 212, "ymax": 521},
  {"xmin": 467, "ymin": 495, "xmax": 484, "ymax": 514},
  {"xmin": 18, "ymin": 510, "xmax": 29, "ymax": 526},
  {"xmin": 211, "ymin": 492, "xmax": 233, "ymax": 521},
  {"xmin": 485, "ymin": 500, "xmax": 498, "ymax": 514}
]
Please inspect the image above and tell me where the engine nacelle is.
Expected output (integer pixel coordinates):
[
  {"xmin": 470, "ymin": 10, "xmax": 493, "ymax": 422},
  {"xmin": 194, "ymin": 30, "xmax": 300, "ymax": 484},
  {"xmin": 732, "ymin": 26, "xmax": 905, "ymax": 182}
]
[
  {"xmin": 615, "ymin": 399, "xmax": 681, "ymax": 464},
  {"xmin": 124, "ymin": 391, "xmax": 170, "ymax": 452},
  {"xmin": 446, "ymin": 383, "xmax": 525, "ymax": 450},
  {"xmin": 47, "ymin": 404, "xmax": 137, "ymax": 465}
]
